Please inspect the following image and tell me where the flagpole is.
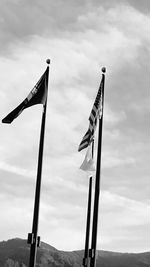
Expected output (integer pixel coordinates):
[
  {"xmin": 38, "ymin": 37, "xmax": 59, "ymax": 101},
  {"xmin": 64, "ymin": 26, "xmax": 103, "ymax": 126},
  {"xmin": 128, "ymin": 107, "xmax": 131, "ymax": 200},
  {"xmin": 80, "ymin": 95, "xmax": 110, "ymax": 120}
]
[
  {"xmin": 28, "ymin": 59, "xmax": 50, "ymax": 267},
  {"xmin": 90, "ymin": 67, "xmax": 106, "ymax": 267},
  {"xmin": 83, "ymin": 176, "xmax": 92, "ymax": 267},
  {"xmin": 83, "ymin": 140, "xmax": 94, "ymax": 267}
]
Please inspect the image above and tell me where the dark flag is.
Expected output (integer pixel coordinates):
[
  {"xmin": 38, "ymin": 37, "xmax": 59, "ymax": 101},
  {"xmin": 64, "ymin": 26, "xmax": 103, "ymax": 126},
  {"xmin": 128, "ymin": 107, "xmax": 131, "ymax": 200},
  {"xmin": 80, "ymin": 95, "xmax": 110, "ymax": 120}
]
[
  {"xmin": 2, "ymin": 68, "xmax": 48, "ymax": 124},
  {"xmin": 78, "ymin": 75, "xmax": 104, "ymax": 152}
]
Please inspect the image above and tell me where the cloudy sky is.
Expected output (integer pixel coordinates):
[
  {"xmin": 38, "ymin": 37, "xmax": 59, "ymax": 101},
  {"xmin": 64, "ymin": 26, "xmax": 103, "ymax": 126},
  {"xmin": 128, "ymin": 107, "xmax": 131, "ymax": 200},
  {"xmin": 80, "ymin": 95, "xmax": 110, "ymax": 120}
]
[{"xmin": 1, "ymin": 0, "xmax": 150, "ymax": 253}]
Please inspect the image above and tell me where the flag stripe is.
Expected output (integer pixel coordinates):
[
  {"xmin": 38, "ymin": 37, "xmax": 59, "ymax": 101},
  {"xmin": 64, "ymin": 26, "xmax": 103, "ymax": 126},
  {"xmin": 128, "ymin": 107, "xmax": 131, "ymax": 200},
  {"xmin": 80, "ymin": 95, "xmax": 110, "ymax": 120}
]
[
  {"xmin": 79, "ymin": 142, "xmax": 89, "ymax": 151},
  {"xmin": 78, "ymin": 129, "xmax": 92, "ymax": 152}
]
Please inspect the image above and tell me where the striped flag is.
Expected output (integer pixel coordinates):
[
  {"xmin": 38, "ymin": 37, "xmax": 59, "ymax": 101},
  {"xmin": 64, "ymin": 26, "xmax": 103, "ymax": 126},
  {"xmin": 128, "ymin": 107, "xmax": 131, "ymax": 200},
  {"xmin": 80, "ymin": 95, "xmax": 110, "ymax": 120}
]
[{"xmin": 78, "ymin": 74, "xmax": 104, "ymax": 152}]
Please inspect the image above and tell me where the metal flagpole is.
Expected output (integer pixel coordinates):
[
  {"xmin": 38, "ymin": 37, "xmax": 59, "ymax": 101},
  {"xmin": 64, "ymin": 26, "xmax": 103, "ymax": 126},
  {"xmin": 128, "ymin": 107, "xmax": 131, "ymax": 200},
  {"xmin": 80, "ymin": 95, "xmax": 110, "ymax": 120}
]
[
  {"xmin": 90, "ymin": 67, "xmax": 106, "ymax": 267},
  {"xmin": 83, "ymin": 140, "xmax": 94, "ymax": 267},
  {"xmin": 83, "ymin": 176, "xmax": 92, "ymax": 267},
  {"xmin": 27, "ymin": 59, "xmax": 50, "ymax": 267}
]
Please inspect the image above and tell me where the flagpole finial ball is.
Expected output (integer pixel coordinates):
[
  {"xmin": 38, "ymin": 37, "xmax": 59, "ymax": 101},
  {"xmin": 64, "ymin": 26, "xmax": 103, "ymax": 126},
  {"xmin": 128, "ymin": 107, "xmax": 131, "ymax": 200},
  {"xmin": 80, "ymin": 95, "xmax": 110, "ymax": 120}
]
[
  {"xmin": 101, "ymin": 67, "xmax": 106, "ymax": 73},
  {"xmin": 46, "ymin": 59, "xmax": 50, "ymax": 65}
]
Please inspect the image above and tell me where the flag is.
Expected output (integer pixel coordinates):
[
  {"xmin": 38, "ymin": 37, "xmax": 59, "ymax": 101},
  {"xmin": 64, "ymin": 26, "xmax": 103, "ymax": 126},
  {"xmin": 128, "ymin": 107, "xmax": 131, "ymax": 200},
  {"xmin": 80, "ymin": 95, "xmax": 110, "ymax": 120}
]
[
  {"xmin": 80, "ymin": 142, "xmax": 95, "ymax": 173},
  {"xmin": 78, "ymin": 74, "xmax": 104, "ymax": 152},
  {"xmin": 2, "ymin": 68, "xmax": 48, "ymax": 124}
]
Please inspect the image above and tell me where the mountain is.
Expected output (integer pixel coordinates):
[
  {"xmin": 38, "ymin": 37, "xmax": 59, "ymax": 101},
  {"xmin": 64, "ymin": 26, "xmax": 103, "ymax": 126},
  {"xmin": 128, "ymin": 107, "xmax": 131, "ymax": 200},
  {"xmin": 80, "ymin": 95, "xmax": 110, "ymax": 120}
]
[{"xmin": 0, "ymin": 238, "xmax": 150, "ymax": 267}]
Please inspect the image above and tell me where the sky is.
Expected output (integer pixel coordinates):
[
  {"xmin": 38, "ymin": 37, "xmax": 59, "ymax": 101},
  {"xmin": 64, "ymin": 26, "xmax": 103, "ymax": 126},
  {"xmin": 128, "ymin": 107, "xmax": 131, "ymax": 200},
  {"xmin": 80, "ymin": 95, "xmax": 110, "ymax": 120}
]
[{"xmin": 0, "ymin": 0, "xmax": 150, "ymax": 253}]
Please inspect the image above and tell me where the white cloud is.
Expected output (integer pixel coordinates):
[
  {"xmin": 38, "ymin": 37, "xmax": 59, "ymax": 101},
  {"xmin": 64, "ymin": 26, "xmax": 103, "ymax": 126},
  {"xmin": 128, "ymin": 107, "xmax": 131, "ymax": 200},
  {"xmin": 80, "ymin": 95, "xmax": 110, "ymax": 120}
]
[
  {"xmin": 0, "ymin": 161, "xmax": 35, "ymax": 178},
  {"xmin": 98, "ymin": 191, "xmax": 150, "ymax": 251},
  {"xmin": 102, "ymin": 151, "xmax": 135, "ymax": 169}
]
